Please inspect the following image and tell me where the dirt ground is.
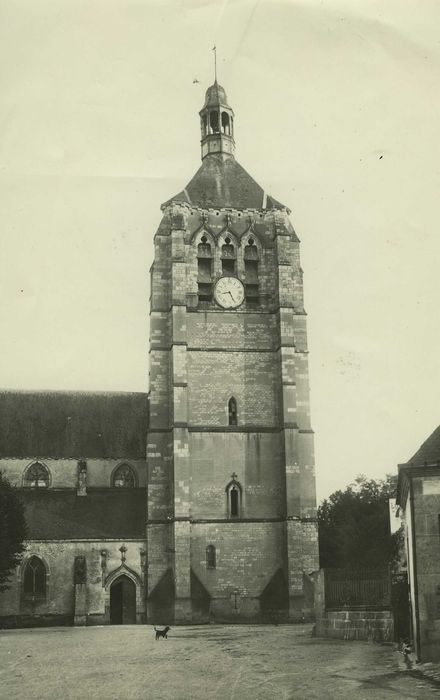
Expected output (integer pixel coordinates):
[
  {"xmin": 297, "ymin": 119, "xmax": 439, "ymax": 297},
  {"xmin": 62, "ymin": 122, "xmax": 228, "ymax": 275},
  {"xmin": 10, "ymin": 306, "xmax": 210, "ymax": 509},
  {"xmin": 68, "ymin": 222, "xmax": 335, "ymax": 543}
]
[{"xmin": 1, "ymin": 624, "xmax": 439, "ymax": 700}]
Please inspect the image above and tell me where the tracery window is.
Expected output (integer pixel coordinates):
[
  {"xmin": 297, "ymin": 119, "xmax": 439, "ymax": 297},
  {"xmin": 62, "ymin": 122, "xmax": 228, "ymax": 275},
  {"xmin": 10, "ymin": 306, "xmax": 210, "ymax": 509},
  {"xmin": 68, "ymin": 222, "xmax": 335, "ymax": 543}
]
[
  {"xmin": 23, "ymin": 462, "xmax": 49, "ymax": 488},
  {"xmin": 112, "ymin": 464, "xmax": 136, "ymax": 488},
  {"xmin": 23, "ymin": 556, "xmax": 46, "ymax": 598},
  {"xmin": 206, "ymin": 545, "xmax": 216, "ymax": 569}
]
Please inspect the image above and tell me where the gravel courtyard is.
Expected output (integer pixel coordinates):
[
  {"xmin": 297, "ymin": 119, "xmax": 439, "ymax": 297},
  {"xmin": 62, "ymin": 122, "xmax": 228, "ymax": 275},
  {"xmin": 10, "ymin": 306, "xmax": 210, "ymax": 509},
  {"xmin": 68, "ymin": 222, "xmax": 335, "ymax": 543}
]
[{"xmin": 1, "ymin": 624, "xmax": 439, "ymax": 700}]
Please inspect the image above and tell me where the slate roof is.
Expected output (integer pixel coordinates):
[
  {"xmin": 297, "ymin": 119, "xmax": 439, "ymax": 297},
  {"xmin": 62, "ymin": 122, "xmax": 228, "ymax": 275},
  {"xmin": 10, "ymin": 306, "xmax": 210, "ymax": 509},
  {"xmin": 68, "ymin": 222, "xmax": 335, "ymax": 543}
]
[
  {"xmin": 202, "ymin": 81, "xmax": 230, "ymax": 108},
  {"xmin": 19, "ymin": 489, "xmax": 145, "ymax": 539},
  {"xmin": 406, "ymin": 425, "xmax": 440, "ymax": 467},
  {"xmin": 162, "ymin": 154, "xmax": 287, "ymax": 211},
  {"xmin": 0, "ymin": 390, "xmax": 147, "ymax": 459}
]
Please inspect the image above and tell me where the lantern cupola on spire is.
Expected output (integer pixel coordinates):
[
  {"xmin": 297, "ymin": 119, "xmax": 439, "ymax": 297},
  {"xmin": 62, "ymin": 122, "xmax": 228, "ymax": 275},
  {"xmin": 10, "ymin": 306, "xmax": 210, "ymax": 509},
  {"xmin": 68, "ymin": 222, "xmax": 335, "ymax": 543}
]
[{"xmin": 199, "ymin": 81, "xmax": 235, "ymax": 161}]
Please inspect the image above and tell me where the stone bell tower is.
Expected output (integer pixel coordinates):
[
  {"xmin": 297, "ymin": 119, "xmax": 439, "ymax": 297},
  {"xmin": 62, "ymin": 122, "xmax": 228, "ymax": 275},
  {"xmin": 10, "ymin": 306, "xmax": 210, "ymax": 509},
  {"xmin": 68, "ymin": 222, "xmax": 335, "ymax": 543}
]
[{"xmin": 146, "ymin": 80, "xmax": 319, "ymax": 623}]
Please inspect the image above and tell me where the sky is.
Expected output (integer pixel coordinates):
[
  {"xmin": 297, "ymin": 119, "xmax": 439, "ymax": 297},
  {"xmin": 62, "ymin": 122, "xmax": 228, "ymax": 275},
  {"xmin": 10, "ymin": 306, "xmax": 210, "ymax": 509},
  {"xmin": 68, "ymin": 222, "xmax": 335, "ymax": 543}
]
[{"xmin": 1, "ymin": 0, "xmax": 440, "ymax": 501}]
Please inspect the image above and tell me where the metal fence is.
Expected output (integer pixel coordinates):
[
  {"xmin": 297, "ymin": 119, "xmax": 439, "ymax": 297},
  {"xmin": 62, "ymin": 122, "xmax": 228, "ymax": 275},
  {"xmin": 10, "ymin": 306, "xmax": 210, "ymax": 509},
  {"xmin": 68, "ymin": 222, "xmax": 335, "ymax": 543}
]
[{"xmin": 324, "ymin": 568, "xmax": 391, "ymax": 609}]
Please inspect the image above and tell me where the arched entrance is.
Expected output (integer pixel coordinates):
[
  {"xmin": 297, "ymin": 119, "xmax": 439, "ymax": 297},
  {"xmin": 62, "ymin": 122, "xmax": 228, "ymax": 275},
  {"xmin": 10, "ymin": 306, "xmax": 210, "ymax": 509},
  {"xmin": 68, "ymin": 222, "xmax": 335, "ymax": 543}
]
[{"xmin": 109, "ymin": 575, "xmax": 136, "ymax": 624}]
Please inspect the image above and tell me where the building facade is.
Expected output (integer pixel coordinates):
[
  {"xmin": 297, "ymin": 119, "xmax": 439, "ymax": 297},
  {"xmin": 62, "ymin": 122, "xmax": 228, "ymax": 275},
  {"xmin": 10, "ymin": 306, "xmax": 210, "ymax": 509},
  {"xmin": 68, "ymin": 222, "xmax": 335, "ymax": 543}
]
[
  {"xmin": 397, "ymin": 425, "xmax": 440, "ymax": 661},
  {"xmin": 0, "ymin": 81, "xmax": 319, "ymax": 626}
]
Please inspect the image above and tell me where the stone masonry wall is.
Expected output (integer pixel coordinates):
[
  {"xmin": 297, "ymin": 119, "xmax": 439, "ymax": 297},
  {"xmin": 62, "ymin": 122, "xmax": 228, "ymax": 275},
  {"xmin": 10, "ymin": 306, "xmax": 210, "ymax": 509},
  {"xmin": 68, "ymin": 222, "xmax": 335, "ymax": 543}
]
[
  {"xmin": 0, "ymin": 539, "xmax": 145, "ymax": 627},
  {"xmin": 188, "ymin": 432, "xmax": 284, "ymax": 519},
  {"xmin": 0, "ymin": 458, "xmax": 147, "ymax": 489},
  {"xmin": 190, "ymin": 522, "xmax": 284, "ymax": 598},
  {"xmin": 187, "ymin": 350, "xmax": 281, "ymax": 427},
  {"xmin": 412, "ymin": 475, "xmax": 440, "ymax": 661}
]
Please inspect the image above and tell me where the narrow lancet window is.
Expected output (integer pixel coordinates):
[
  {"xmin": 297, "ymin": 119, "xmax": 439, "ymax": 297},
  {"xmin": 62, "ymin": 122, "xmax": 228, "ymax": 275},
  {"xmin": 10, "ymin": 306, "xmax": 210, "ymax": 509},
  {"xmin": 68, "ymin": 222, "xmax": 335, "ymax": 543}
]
[
  {"xmin": 197, "ymin": 235, "xmax": 213, "ymax": 302},
  {"xmin": 244, "ymin": 238, "xmax": 259, "ymax": 302},
  {"xmin": 221, "ymin": 237, "xmax": 236, "ymax": 275},
  {"xmin": 228, "ymin": 397, "xmax": 237, "ymax": 426},
  {"xmin": 230, "ymin": 486, "xmax": 239, "ymax": 517},
  {"xmin": 226, "ymin": 475, "xmax": 242, "ymax": 518},
  {"xmin": 206, "ymin": 545, "xmax": 216, "ymax": 569}
]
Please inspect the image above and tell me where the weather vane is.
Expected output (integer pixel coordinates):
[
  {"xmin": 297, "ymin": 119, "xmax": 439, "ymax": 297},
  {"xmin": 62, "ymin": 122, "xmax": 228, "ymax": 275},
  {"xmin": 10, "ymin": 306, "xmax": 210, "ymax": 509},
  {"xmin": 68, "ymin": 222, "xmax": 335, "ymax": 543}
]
[{"xmin": 212, "ymin": 45, "xmax": 217, "ymax": 82}]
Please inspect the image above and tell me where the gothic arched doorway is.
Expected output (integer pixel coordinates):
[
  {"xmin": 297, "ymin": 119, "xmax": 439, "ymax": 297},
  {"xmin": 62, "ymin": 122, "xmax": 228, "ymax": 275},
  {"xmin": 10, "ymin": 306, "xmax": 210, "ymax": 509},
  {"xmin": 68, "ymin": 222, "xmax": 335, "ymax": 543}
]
[{"xmin": 109, "ymin": 575, "xmax": 136, "ymax": 624}]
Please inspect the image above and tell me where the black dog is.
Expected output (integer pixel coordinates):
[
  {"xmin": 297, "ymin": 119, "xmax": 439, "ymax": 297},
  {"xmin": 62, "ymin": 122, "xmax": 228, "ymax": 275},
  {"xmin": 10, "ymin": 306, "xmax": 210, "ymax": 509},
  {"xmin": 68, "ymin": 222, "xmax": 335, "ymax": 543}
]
[{"xmin": 154, "ymin": 626, "xmax": 170, "ymax": 640}]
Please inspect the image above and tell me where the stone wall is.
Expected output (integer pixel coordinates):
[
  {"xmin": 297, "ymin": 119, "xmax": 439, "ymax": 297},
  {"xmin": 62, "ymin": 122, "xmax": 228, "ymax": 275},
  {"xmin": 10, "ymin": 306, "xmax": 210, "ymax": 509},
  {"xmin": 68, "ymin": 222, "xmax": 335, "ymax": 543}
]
[
  {"xmin": 315, "ymin": 610, "xmax": 393, "ymax": 642},
  {"xmin": 313, "ymin": 569, "xmax": 393, "ymax": 642},
  {"xmin": 410, "ymin": 475, "xmax": 440, "ymax": 661},
  {"xmin": 0, "ymin": 540, "xmax": 145, "ymax": 628},
  {"xmin": 0, "ymin": 457, "xmax": 147, "ymax": 488}
]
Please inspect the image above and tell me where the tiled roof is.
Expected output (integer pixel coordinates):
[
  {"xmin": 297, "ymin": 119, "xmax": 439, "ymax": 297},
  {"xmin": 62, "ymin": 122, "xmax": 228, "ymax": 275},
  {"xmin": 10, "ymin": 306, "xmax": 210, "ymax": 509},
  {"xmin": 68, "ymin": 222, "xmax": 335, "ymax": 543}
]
[
  {"xmin": 163, "ymin": 154, "xmax": 286, "ymax": 211},
  {"xmin": 20, "ymin": 489, "xmax": 145, "ymax": 539},
  {"xmin": 0, "ymin": 390, "xmax": 147, "ymax": 459},
  {"xmin": 407, "ymin": 425, "xmax": 440, "ymax": 467}
]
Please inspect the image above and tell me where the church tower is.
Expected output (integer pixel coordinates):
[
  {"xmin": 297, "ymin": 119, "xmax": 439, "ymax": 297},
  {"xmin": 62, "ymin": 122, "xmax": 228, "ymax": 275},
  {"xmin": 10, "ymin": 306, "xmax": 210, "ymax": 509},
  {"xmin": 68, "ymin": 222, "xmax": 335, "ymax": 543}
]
[{"xmin": 146, "ymin": 80, "xmax": 319, "ymax": 623}]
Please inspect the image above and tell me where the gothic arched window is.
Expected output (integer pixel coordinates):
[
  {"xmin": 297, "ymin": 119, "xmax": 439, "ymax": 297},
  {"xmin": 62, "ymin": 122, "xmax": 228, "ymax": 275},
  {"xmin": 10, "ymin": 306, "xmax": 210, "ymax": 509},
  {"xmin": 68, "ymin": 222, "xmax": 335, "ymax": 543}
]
[
  {"xmin": 228, "ymin": 397, "xmax": 237, "ymax": 426},
  {"xmin": 197, "ymin": 235, "xmax": 213, "ymax": 302},
  {"xmin": 226, "ymin": 477, "xmax": 242, "ymax": 518},
  {"xmin": 206, "ymin": 545, "xmax": 216, "ymax": 569},
  {"xmin": 112, "ymin": 464, "xmax": 136, "ymax": 488},
  {"xmin": 244, "ymin": 237, "xmax": 259, "ymax": 302},
  {"xmin": 23, "ymin": 556, "xmax": 46, "ymax": 598},
  {"xmin": 23, "ymin": 462, "xmax": 50, "ymax": 488},
  {"xmin": 221, "ymin": 237, "xmax": 236, "ymax": 275}
]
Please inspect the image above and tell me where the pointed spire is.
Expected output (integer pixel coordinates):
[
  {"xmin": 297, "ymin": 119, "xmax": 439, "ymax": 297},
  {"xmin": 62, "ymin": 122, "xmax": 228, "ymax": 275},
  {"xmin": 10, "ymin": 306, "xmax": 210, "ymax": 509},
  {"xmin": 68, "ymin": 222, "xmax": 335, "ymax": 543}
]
[{"xmin": 212, "ymin": 45, "xmax": 217, "ymax": 83}]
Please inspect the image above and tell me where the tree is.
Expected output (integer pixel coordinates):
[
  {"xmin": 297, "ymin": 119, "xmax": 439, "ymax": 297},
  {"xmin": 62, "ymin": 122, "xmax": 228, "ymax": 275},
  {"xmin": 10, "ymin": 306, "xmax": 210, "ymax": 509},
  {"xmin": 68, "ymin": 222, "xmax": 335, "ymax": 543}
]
[
  {"xmin": 0, "ymin": 472, "xmax": 27, "ymax": 591},
  {"xmin": 317, "ymin": 474, "xmax": 400, "ymax": 570}
]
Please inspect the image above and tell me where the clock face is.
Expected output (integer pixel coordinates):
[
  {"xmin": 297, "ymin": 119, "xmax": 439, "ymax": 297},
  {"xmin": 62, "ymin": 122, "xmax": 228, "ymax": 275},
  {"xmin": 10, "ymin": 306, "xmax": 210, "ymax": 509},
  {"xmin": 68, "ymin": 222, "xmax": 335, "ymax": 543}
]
[{"xmin": 214, "ymin": 277, "xmax": 245, "ymax": 309}]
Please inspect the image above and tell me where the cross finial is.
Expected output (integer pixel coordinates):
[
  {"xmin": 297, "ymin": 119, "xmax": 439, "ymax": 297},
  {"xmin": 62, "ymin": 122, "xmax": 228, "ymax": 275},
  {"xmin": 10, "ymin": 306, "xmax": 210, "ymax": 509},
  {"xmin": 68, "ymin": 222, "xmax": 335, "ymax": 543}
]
[
  {"xmin": 119, "ymin": 545, "xmax": 127, "ymax": 562},
  {"xmin": 231, "ymin": 472, "xmax": 238, "ymax": 481},
  {"xmin": 212, "ymin": 45, "xmax": 217, "ymax": 82}
]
